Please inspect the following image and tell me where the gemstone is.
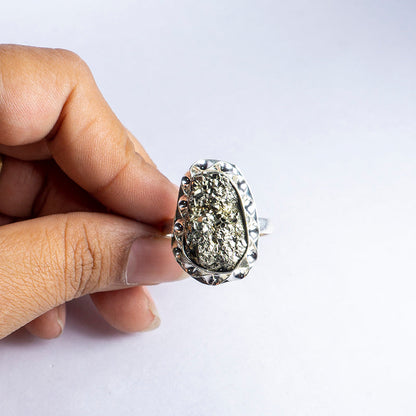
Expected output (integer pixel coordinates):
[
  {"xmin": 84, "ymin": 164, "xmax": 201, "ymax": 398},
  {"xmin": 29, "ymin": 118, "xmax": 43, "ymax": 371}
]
[{"xmin": 184, "ymin": 172, "xmax": 247, "ymax": 272}]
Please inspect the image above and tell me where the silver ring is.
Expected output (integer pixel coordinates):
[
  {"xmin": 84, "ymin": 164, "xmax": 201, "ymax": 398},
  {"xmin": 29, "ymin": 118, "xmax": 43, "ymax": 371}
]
[{"xmin": 171, "ymin": 159, "xmax": 271, "ymax": 285}]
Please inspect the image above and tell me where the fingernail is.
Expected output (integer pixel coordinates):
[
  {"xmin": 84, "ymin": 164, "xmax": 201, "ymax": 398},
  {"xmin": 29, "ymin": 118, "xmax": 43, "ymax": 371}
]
[
  {"xmin": 126, "ymin": 236, "xmax": 185, "ymax": 285},
  {"xmin": 177, "ymin": 272, "xmax": 189, "ymax": 281},
  {"xmin": 56, "ymin": 305, "xmax": 65, "ymax": 337},
  {"xmin": 48, "ymin": 310, "xmax": 63, "ymax": 339},
  {"xmin": 56, "ymin": 318, "xmax": 64, "ymax": 337},
  {"xmin": 142, "ymin": 290, "xmax": 161, "ymax": 332}
]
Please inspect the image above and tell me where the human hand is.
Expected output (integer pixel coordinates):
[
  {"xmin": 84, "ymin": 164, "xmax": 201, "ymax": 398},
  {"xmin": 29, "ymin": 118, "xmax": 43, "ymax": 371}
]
[{"xmin": 0, "ymin": 45, "xmax": 184, "ymax": 339}]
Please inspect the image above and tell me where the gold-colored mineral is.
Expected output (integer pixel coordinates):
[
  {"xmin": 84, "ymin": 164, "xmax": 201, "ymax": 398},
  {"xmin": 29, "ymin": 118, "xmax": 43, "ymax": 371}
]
[{"xmin": 184, "ymin": 172, "xmax": 247, "ymax": 272}]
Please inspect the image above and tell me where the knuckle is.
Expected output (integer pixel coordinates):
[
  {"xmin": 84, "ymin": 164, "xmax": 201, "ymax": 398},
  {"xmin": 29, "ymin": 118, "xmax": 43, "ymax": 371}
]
[
  {"xmin": 54, "ymin": 48, "xmax": 93, "ymax": 82},
  {"xmin": 62, "ymin": 216, "xmax": 109, "ymax": 299},
  {"xmin": 0, "ymin": 45, "xmax": 94, "ymax": 146},
  {"xmin": 54, "ymin": 48, "xmax": 89, "ymax": 70}
]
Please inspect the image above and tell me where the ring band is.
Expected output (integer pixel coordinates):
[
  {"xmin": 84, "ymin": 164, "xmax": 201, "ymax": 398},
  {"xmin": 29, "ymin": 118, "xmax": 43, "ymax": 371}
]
[
  {"xmin": 171, "ymin": 159, "xmax": 271, "ymax": 285},
  {"xmin": 259, "ymin": 217, "xmax": 272, "ymax": 236}
]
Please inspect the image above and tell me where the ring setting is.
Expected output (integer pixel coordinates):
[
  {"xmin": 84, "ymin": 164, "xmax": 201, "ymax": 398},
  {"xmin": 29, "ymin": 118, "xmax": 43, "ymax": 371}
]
[{"xmin": 171, "ymin": 159, "xmax": 270, "ymax": 285}]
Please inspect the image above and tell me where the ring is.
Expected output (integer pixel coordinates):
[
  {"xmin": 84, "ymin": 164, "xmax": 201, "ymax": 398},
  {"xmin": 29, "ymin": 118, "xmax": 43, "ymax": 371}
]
[{"xmin": 171, "ymin": 159, "xmax": 271, "ymax": 285}]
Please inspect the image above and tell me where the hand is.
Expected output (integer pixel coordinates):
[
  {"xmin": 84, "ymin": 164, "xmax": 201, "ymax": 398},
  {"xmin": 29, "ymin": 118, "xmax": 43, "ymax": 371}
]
[{"xmin": 0, "ymin": 45, "xmax": 184, "ymax": 339}]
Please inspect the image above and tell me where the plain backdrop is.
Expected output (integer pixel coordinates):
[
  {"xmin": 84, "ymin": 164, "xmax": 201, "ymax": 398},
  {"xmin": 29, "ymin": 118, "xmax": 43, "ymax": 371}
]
[{"xmin": 1, "ymin": 1, "xmax": 416, "ymax": 415}]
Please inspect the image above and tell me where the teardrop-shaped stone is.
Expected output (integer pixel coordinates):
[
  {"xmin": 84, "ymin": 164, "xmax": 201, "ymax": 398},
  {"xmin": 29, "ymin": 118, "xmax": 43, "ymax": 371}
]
[{"xmin": 184, "ymin": 172, "xmax": 247, "ymax": 272}]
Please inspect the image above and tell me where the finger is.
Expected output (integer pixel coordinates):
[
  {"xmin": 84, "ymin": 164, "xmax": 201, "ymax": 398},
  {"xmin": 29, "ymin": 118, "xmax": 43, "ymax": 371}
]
[
  {"xmin": 0, "ymin": 212, "xmax": 182, "ymax": 339},
  {"xmin": 0, "ymin": 156, "xmax": 44, "ymax": 217},
  {"xmin": 0, "ymin": 131, "xmax": 151, "ymax": 164},
  {"xmin": 24, "ymin": 304, "xmax": 66, "ymax": 339},
  {"xmin": 0, "ymin": 139, "xmax": 51, "ymax": 161},
  {"xmin": 0, "ymin": 156, "xmax": 104, "ymax": 218},
  {"xmin": 0, "ymin": 45, "xmax": 177, "ymax": 225},
  {"xmin": 90, "ymin": 230, "xmax": 183, "ymax": 332},
  {"xmin": 91, "ymin": 286, "xmax": 160, "ymax": 333},
  {"xmin": 0, "ymin": 131, "xmax": 150, "ymax": 163},
  {"xmin": 0, "ymin": 157, "xmax": 156, "ymax": 338},
  {"xmin": 89, "ymin": 236, "xmax": 187, "ymax": 332},
  {"xmin": 0, "ymin": 157, "xmax": 177, "ymax": 337}
]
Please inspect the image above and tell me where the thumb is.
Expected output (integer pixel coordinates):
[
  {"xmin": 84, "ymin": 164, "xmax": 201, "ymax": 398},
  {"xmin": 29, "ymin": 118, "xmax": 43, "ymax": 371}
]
[{"xmin": 0, "ymin": 212, "xmax": 178, "ymax": 339}]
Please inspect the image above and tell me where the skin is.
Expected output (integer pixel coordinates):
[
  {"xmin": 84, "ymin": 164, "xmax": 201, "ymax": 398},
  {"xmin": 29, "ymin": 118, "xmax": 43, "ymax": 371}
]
[{"xmin": 0, "ymin": 45, "xmax": 184, "ymax": 340}]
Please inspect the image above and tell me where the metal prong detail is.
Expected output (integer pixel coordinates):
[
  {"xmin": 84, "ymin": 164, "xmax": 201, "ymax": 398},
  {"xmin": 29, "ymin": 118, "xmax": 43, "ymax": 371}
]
[
  {"xmin": 178, "ymin": 198, "xmax": 188, "ymax": 209},
  {"xmin": 174, "ymin": 221, "xmax": 184, "ymax": 233}
]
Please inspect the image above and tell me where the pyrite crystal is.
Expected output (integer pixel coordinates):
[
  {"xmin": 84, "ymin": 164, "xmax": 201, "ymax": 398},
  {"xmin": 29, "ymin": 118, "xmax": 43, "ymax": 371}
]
[{"xmin": 184, "ymin": 172, "xmax": 247, "ymax": 272}]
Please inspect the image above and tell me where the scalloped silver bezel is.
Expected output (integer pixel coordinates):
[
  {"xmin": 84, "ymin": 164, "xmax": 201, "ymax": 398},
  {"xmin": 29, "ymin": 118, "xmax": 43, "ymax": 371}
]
[{"xmin": 171, "ymin": 159, "xmax": 259, "ymax": 285}]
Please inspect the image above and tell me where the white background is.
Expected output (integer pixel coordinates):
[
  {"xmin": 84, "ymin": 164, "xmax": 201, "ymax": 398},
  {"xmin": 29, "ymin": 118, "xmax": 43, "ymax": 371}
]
[{"xmin": 1, "ymin": 1, "xmax": 416, "ymax": 415}]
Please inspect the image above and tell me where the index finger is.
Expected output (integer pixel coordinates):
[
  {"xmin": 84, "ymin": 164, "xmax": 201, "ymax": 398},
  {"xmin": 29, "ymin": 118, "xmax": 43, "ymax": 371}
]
[{"xmin": 0, "ymin": 45, "xmax": 176, "ymax": 225}]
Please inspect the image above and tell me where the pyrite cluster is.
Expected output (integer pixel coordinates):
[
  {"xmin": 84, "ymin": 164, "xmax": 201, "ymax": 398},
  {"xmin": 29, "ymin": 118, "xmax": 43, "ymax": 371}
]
[{"xmin": 184, "ymin": 172, "xmax": 247, "ymax": 272}]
